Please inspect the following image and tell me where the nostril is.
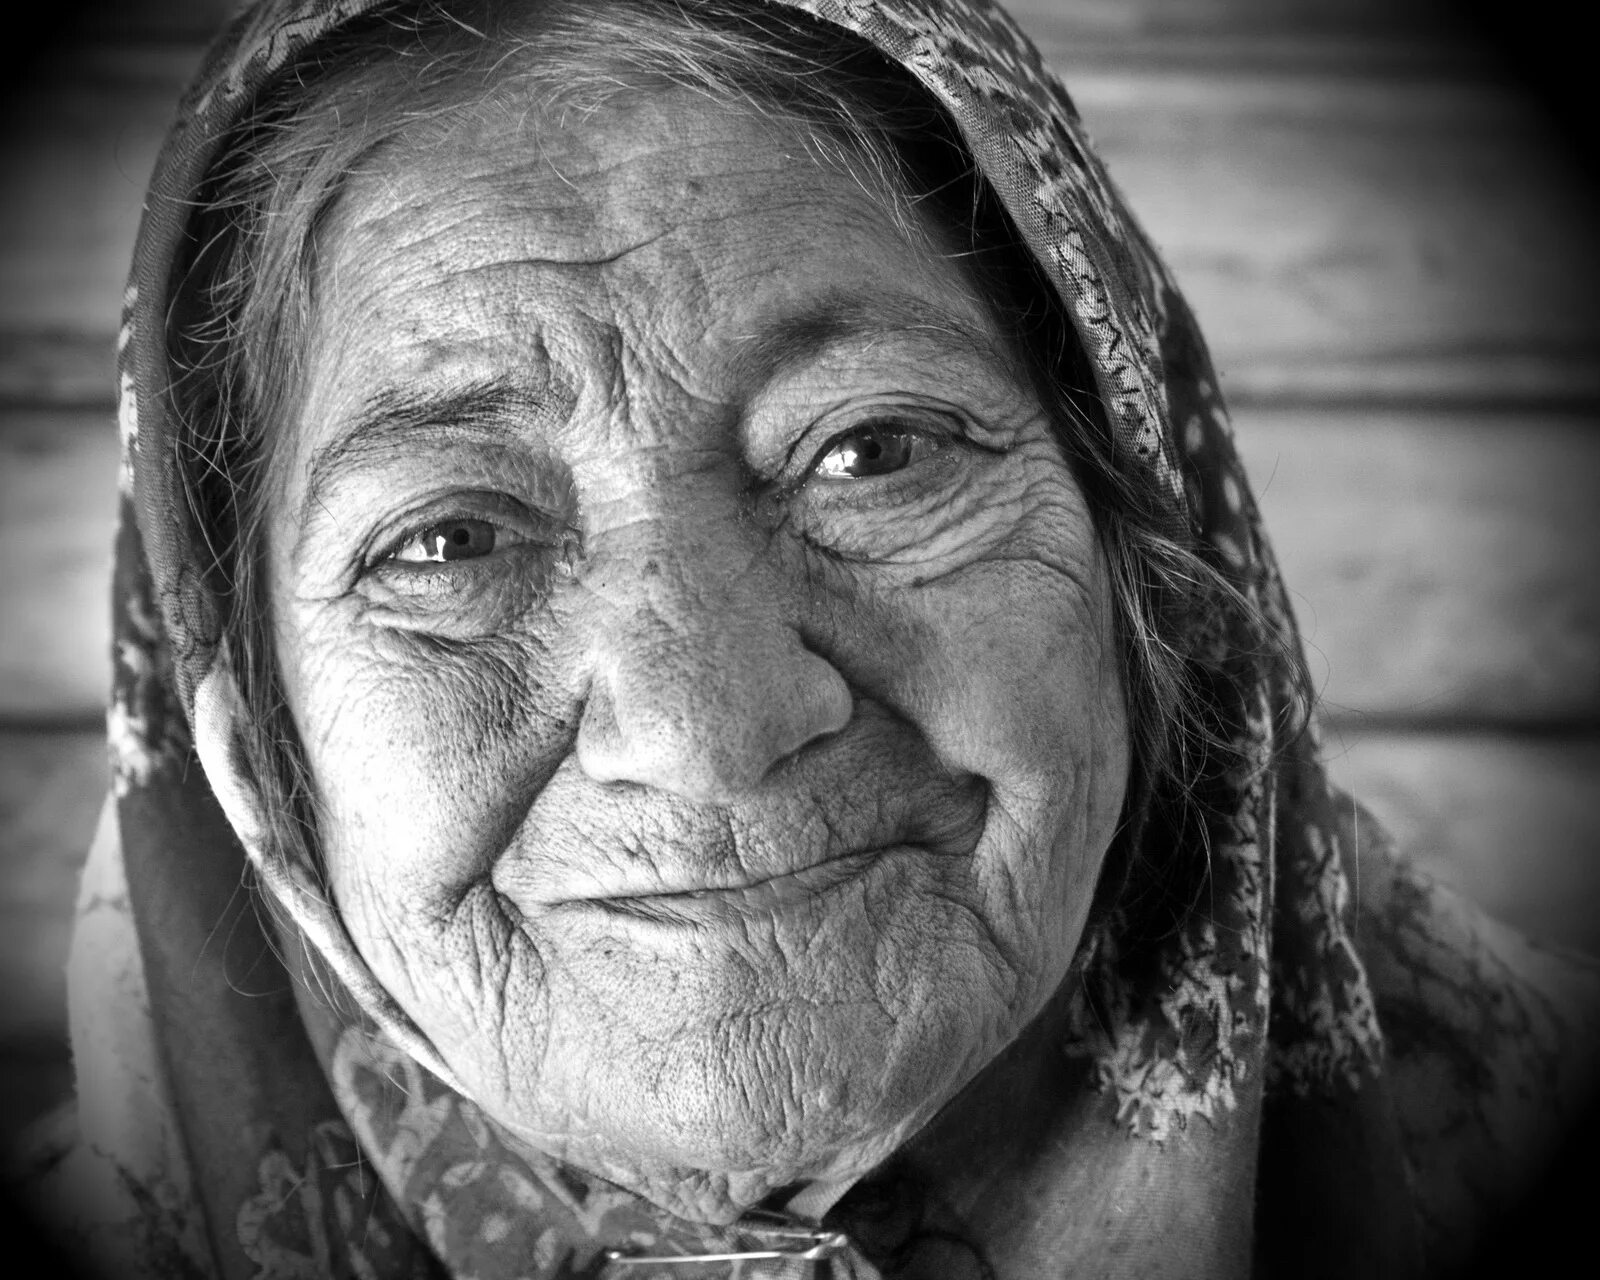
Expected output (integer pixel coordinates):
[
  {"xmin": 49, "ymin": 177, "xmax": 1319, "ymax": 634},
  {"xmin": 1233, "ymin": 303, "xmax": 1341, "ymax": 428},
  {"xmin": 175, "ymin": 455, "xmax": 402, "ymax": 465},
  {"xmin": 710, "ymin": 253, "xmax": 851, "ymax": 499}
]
[
  {"xmin": 572, "ymin": 680, "xmax": 627, "ymax": 785},
  {"xmin": 575, "ymin": 635, "xmax": 854, "ymax": 802}
]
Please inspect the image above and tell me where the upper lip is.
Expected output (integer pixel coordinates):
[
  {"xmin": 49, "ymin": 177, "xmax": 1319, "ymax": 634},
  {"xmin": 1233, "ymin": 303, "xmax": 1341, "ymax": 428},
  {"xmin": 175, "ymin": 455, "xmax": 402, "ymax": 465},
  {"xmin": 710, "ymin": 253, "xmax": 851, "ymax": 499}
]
[
  {"xmin": 581, "ymin": 845, "xmax": 901, "ymax": 924},
  {"xmin": 514, "ymin": 764, "xmax": 989, "ymax": 907},
  {"xmin": 589, "ymin": 842, "xmax": 901, "ymax": 904}
]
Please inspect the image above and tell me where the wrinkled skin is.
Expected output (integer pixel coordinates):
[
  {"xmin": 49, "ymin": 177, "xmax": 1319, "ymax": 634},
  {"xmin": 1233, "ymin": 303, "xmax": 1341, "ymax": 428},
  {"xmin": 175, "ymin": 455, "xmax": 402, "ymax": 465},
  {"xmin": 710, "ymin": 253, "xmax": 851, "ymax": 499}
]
[{"xmin": 268, "ymin": 81, "xmax": 1130, "ymax": 1220}]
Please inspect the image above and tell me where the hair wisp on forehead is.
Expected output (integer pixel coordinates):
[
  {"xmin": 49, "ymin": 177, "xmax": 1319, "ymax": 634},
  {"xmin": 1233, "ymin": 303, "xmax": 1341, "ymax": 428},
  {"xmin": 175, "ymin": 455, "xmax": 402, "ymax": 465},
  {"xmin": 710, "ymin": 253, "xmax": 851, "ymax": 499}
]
[{"xmin": 169, "ymin": 0, "xmax": 1296, "ymax": 949}]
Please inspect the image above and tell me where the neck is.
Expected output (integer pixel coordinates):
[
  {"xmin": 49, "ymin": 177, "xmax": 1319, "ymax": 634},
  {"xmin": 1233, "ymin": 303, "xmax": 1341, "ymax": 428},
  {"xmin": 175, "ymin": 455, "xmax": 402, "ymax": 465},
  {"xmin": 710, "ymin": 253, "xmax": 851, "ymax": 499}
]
[
  {"xmin": 826, "ymin": 980, "xmax": 1260, "ymax": 1279},
  {"xmin": 288, "ymin": 937, "xmax": 1258, "ymax": 1278}
]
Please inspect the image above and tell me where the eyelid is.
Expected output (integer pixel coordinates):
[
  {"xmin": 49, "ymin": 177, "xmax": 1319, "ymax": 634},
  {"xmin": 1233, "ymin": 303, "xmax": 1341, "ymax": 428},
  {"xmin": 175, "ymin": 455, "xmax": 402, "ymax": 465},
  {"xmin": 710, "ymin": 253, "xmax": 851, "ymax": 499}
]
[
  {"xmin": 803, "ymin": 420, "xmax": 949, "ymax": 483},
  {"xmin": 773, "ymin": 401, "xmax": 973, "ymax": 486},
  {"xmin": 384, "ymin": 513, "xmax": 522, "ymax": 562},
  {"xmin": 798, "ymin": 405, "xmax": 1012, "ymax": 487},
  {"xmin": 388, "ymin": 516, "xmax": 529, "ymax": 564},
  {"xmin": 366, "ymin": 490, "xmax": 567, "ymax": 568}
]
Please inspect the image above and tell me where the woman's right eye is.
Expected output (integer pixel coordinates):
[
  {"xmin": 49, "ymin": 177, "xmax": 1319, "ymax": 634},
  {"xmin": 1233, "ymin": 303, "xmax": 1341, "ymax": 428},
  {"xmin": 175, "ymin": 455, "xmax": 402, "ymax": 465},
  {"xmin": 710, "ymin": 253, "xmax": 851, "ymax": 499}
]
[
  {"xmin": 391, "ymin": 517, "xmax": 515, "ymax": 564},
  {"xmin": 359, "ymin": 501, "xmax": 580, "ymax": 636}
]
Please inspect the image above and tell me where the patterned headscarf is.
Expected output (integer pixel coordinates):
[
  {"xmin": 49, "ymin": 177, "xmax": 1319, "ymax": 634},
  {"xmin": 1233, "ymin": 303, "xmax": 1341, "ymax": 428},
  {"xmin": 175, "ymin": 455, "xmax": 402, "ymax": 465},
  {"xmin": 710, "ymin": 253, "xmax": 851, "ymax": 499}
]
[{"xmin": 24, "ymin": 1, "xmax": 1599, "ymax": 1277}]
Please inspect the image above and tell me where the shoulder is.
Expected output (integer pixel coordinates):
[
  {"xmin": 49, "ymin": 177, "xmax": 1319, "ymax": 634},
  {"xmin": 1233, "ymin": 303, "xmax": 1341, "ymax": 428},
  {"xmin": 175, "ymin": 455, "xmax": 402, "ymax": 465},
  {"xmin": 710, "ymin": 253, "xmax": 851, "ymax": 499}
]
[
  {"xmin": 1342, "ymin": 801, "xmax": 1600, "ymax": 1272},
  {"xmin": 5, "ymin": 1099, "xmax": 211, "ymax": 1280}
]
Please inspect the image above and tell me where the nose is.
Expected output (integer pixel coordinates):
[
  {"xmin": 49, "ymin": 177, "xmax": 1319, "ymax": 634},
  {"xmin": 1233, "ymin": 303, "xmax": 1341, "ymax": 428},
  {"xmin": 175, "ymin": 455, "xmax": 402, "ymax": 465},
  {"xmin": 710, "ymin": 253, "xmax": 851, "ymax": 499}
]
[{"xmin": 575, "ymin": 539, "xmax": 853, "ymax": 804}]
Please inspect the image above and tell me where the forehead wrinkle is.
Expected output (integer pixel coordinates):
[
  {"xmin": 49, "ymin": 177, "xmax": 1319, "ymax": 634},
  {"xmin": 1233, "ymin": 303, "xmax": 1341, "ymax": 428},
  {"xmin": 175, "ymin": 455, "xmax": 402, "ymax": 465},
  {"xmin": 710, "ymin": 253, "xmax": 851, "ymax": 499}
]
[
  {"xmin": 727, "ymin": 287, "xmax": 1011, "ymax": 393},
  {"xmin": 439, "ymin": 229, "xmax": 677, "ymax": 279}
]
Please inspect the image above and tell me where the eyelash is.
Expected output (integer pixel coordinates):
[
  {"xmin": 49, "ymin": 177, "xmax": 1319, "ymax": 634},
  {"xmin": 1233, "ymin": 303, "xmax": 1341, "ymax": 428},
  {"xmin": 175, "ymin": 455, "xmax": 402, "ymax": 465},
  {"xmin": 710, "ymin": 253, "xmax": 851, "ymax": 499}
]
[
  {"xmin": 809, "ymin": 421, "xmax": 937, "ymax": 473},
  {"xmin": 797, "ymin": 413, "xmax": 1004, "ymax": 501},
  {"xmin": 368, "ymin": 494, "xmax": 568, "ymax": 573},
  {"xmin": 776, "ymin": 412, "xmax": 965, "ymax": 491},
  {"xmin": 387, "ymin": 517, "xmax": 522, "ymax": 565}
]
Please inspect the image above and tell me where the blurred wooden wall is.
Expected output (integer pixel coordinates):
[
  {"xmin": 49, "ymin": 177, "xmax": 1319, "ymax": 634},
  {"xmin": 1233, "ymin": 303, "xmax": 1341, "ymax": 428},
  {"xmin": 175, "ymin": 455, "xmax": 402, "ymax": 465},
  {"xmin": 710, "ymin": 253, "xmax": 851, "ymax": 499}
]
[{"xmin": 3, "ymin": 0, "xmax": 1598, "ymax": 1146}]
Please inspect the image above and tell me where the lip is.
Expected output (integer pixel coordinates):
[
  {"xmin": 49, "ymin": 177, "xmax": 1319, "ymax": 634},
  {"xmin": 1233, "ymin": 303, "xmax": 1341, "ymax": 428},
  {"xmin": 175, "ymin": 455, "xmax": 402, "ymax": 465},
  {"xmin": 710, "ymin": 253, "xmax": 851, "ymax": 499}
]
[{"xmin": 554, "ymin": 844, "xmax": 911, "ymax": 927}]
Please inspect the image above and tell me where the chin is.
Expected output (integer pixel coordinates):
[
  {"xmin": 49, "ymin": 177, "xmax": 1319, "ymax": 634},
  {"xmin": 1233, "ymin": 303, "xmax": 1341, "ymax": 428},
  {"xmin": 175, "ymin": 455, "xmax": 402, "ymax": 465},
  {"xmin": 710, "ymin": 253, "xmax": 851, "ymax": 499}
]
[{"xmin": 490, "ymin": 987, "xmax": 990, "ymax": 1209}]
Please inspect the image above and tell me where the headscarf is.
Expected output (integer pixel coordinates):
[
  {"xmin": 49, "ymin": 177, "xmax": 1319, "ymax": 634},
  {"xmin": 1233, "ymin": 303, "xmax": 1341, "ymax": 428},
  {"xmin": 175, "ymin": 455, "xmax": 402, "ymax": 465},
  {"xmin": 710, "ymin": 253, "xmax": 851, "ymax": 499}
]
[{"xmin": 19, "ymin": 1, "xmax": 1600, "ymax": 1276}]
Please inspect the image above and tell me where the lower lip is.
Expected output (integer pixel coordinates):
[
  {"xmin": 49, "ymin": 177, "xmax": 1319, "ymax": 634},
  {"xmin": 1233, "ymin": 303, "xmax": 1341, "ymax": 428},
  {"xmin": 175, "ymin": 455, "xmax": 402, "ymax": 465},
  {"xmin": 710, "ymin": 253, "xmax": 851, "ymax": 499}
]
[{"xmin": 557, "ymin": 846, "xmax": 912, "ymax": 928}]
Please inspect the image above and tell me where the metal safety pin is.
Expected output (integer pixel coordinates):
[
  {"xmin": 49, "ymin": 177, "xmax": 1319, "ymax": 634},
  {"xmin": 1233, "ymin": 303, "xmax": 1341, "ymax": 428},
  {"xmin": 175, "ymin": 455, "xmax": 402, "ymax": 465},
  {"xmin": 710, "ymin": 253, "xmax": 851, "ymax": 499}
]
[{"xmin": 605, "ymin": 1227, "xmax": 850, "ymax": 1266}]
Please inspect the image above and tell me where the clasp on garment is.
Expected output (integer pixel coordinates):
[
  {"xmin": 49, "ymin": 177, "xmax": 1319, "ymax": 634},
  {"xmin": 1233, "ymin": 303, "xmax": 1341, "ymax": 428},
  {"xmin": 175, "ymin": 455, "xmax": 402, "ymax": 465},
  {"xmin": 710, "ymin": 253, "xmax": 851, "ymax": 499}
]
[{"xmin": 604, "ymin": 1226, "xmax": 851, "ymax": 1266}]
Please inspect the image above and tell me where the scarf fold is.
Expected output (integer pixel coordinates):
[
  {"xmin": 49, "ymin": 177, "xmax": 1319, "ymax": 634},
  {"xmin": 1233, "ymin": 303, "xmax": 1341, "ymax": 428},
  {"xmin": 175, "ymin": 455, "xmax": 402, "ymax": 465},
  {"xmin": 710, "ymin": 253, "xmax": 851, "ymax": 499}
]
[{"xmin": 16, "ymin": 2, "xmax": 1599, "ymax": 1277}]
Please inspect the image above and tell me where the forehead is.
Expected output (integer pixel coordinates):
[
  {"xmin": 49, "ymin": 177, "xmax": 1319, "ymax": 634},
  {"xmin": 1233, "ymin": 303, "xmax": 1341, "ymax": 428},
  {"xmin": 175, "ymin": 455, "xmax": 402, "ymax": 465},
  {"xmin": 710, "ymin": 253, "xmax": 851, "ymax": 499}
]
[{"xmin": 292, "ymin": 84, "xmax": 997, "ymax": 461}]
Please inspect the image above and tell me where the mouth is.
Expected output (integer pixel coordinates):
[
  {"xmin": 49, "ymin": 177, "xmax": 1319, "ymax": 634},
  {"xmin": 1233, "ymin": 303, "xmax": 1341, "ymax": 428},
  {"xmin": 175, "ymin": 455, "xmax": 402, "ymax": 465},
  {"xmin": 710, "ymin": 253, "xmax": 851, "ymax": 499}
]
[
  {"xmin": 560, "ymin": 844, "xmax": 915, "ymax": 926},
  {"xmin": 531, "ymin": 764, "xmax": 991, "ymax": 928}
]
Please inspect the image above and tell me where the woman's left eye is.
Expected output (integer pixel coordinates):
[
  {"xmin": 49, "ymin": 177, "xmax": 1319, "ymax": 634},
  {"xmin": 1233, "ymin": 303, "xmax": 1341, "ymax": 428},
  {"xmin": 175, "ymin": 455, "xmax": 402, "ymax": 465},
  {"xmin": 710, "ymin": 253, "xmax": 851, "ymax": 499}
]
[
  {"xmin": 811, "ymin": 423, "xmax": 939, "ymax": 480},
  {"xmin": 391, "ymin": 518, "xmax": 519, "ymax": 564}
]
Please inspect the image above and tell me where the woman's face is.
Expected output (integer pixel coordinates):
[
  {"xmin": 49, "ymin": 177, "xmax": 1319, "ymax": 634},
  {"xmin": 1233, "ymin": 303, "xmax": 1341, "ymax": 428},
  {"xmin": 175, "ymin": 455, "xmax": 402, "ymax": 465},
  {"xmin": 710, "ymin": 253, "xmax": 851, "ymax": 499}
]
[{"xmin": 268, "ymin": 82, "xmax": 1129, "ymax": 1214}]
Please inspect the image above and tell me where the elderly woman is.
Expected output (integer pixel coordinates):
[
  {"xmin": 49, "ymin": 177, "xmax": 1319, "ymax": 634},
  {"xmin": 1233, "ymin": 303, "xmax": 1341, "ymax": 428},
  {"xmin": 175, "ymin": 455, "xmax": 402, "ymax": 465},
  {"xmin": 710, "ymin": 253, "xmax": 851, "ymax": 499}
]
[{"xmin": 18, "ymin": 0, "xmax": 1599, "ymax": 1276}]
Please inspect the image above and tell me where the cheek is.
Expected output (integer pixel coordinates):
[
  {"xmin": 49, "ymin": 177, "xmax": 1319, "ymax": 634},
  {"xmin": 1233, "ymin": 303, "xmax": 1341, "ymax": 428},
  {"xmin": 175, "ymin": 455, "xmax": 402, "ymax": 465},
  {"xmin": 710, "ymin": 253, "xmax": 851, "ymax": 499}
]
[
  {"xmin": 935, "ymin": 567, "xmax": 1123, "ymax": 779},
  {"xmin": 937, "ymin": 561, "xmax": 1129, "ymax": 997},
  {"xmin": 273, "ymin": 599, "xmax": 572, "ymax": 920},
  {"xmin": 926, "ymin": 556, "xmax": 1127, "ymax": 852},
  {"xmin": 814, "ymin": 515, "xmax": 1130, "ymax": 998},
  {"xmin": 272, "ymin": 618, "xmax": 580, "ymax": 1059},
  {"xmin": 860, "ymin": 541, "xmax": 1129, "ymax": 824}
]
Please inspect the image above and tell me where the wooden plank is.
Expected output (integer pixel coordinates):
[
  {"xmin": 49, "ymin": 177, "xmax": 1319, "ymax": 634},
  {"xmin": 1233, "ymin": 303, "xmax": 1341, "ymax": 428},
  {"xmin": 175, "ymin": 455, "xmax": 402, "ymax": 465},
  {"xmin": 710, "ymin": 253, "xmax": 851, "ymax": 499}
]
[
  {"xmin": 0, "ymin": 730, "xmax": 104, "ymax": 1049},
  {"xmin": 1007, "ymin": 0, "xmax": 1454, "ymax": 39},
  {"xmin": 1072, "ymin": 66, "xmax": 1600, "ymax": 400},
  {"xmin": 1236, "ymin": 407, "xmax": 1600, "ymax": 727},
  {"xmin": 1324, "ymin": 728, "xmax": 1600, "ymax": 958},
  {"xmin": 0, "ymin": 332, "xmax": 110, "ymax": 408},
  {"xmin": 3, "ymin": 405, "xmax": 1598, "ymax": 726},
  {"xmin": 0, "ymin": 413, "xmax": 116, "ymax": 719},
  {"xmin": 0, "ymin": 45, "xmax": 193, "ymax": 341},
  {"xmin": 24, "ymin": 0, "xmax": 231, "ymax": 45},
  {"xmin": 4, "ymin": 42, "xmax": 1599, "ymax": 409},
  {"xmin": 0, "ymin": 729, "xmax": 103, "ymax": 1149}
]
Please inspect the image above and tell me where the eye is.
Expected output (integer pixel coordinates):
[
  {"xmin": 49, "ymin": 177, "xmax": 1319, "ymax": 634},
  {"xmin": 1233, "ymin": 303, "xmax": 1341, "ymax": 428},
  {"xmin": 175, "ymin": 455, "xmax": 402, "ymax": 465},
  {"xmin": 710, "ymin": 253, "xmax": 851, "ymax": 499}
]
[
  {"xmin": 392, "ymin": 517, "xmax": 513, "ymax": 564},
  {"xmin": 812, "ymin": 423, "xmax": 936, "ymax": 480}
]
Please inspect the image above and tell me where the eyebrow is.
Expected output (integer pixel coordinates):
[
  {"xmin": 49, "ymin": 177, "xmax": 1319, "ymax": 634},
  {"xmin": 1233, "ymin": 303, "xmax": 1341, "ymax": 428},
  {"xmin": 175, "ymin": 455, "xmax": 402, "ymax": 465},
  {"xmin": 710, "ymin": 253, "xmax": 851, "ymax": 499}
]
[
  {"xmin": 295, "ymin": 292, "xmax": 1011, "ymax": 527},
  {"xmin": 727, "ymin": 289, "xmax": 1014, "ymax": 390},
  {"xmin": 299, "ymin": 375, "xmax": 556, "ymax": 528}
]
